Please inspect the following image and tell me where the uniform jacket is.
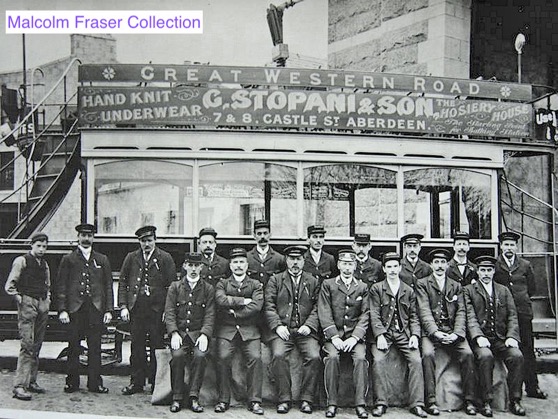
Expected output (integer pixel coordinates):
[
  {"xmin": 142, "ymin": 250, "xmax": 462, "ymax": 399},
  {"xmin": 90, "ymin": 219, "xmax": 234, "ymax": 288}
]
[
  {"xmin": 416, "ymin": 274, "xmax": 466, "ymax": 339},
  {"xmin": 118, "ymin": 247, "xmax": 176, "ymax": 312},
  {"xmin": 493, "ymin": 255, "xmax": 536, "ymax": 319},
  {"xmin": 264, "ymin": 270, "xmax": 320, "ymax": 337},
  {"xmin": 446, "ymin": 258, "xmax": 478, "ymax": 286},
  {"xmin": 165, "ymin": 277, "xmax": 215, "ymax": 344},
  {"xmin": 399, "ymin": 257, "xmax": 432, "ymax": 290},
  {"xmin": 464, "ymin": 281, "xmax": 520, "ymax": 342},
  {"xmin": 318, "ymin": 276, "xmax": 369, "ymax": 341},
  {"xmin": 303, "ymin": 250, "xmax": 337, "ymax": 282},
  {"xmin": 354, "ymin": 256, "xmax": 384, "ymax": 288},
  {"xmin": 214, "ymin": 275, "xmax": 264, "ymax": 341},
  {"xmin": 369, "ymin": 279, "xmax": 421, "ymax": 339},
  {"xmin": 56, "ymin": 248, "xmax": 113, "ymax": 314},
  {"xmin": 200, "ymin": 253, "xmax": 230, "ymax": 287},
  {"xmin": 247, "ymin": 246, "xmax": 286, "ymax": 285}
]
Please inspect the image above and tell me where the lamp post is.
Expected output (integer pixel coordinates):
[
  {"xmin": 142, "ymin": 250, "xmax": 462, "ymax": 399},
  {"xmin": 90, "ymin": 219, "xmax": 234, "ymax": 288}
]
[
  {"xmin": 266, "ymin": 0, "xmax": 305, "ymax": 67},
  {"xmin": 514, "ymin": 33, "xmax": 526, "ymax": 83}
]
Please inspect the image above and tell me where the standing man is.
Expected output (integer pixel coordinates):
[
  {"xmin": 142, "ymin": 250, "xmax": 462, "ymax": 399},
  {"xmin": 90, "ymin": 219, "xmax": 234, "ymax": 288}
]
[
  {"xmin": 318, "ymin": 249, "xmax": 369, "ymax": 419},
  {"xmin": 247, "ymin": 219, "xmax": 286, "ymax": 286},
  {"xmin": 57, "ymin": 224, "xmax": 113, "ymax": 394},
  {"xmin": 303, "ymin": 225, "xmax": 337, "ymax": 282},
  {"xmin": 493, "ymin": 232, "xmax": 546, "ymax": 399},
  {"xmin": 198, "ymin": 227, "xmax": 230, "ymax": 287},
  {"xmin": 165, "ymin": 252, "xmax": 215, "ymax": 413},
  {"xmin": 446, "ymin": 231, "xmax": 478, "ymax": 286},
  {"xmin": 464, "ymin": 255, "xmax": 526, "ymax": 416},
  {"xmin": 352, "ymin": 233, "xmax": 384, "ymax": 288},
  {"xmin": 416, "ymin": 249, "xmax": 477, "ymax": 416},
  {"xmin": 5, "ymin": 232, "xmax": 50, "ymax": 400},
  {"xmin": 265, "ymin": 245, "xmax": 321, "ymax": 414},
  {"xmin": 214, "ymin": 248, "xmax": 265, "ymax": 415},
  {"xmin": 399, "ymin": 234, "xmax": 432, "ymax": 291},
  {"xmin": 369, "ymin": 252, "xmax": 427, "ymax": 418},
  {"xmin": 119, "ymin": 225, "xmax": 177, "ymax": 395}
]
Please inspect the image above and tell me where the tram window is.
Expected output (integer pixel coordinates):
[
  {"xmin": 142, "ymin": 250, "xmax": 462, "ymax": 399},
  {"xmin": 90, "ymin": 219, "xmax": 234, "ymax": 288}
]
[
  {"xmin": 0, "ymin": 152, "xmax": 14, "ymax": 190},
  {"xmin": 199, "ymin": 162, "xmax": 297, "ymax": 236},
  {"xmin": 304, "ymin": 164, "xmax": 397, "ymax": 237},
  {"xmin": 403, "ymin": 168, "xmax": 491, "ymax": 239},
  {"xmin": 94, "ymin": 160, "xmax": 193, "ymax": 235}
]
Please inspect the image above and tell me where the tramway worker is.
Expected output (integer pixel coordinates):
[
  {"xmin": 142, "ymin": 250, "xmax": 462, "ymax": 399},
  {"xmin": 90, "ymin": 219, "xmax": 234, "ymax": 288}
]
[
  {"xmin": 416, "ymin": 249, "xmax": 476, "ymax": 416},
  {"xmin": 303, "ymin": 224, "xmax": 337, "ymax": 282},
  {"xmin": 446, "ymin": 231, "xmax": 478, "ymax": 286},
  {"xmin": 318, "ymin": 249, "xmax": 369, "ymax": 419},
  {"xmin": 5, "ymin": 232, "xmax": 50, "ymax": 401},
  {"xmin": 197, "ymin": 227, "xmax": 230, "ymax": 287},
  {"xmin": 56, "ymin": 224, "xmax": 113, "ymax": 394},
  {"xmin": 352, "ymin": 233, "xmax": 384, "ymax": 288},
  {"xmin": 265, "ymin": 245, "xmax": 321, "ymax": 414},
  {"xmin": 369, "ymin": 252, "xmax": 427, "ymax": 418},
  {"xmin": 247, "ymin": 219, "xmax": 286, "ymax": 286},
  {"xmin": 165, "ymin": 252, "xmax": 215, "ymax": 413},
  {"xmin": 119, "ymin": 225, "xmax": 177, "ymax": 395},
  {"xmin": 399, "ymin": 234, "xmax": 432, "ymax": 290},
  {"xmin": 214, "ymin": 248, "xmax": 265, "ymax": 415},
  {"xmin": 493, "ymin": 232, "xmax": 547, "ymax": 399},
  {"xmin": 464, "ymin": 256, "xmax": 526, "ymax": 417}
]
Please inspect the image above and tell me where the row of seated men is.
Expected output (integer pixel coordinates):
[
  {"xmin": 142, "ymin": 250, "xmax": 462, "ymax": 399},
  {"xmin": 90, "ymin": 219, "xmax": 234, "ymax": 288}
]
[
  {"xmin": 5, "ymin": 221, "xmax": 545, "ymax": 419},
  {"xmin": 160, "ymin": 222, "xmax": 545, "ymax": 418}
]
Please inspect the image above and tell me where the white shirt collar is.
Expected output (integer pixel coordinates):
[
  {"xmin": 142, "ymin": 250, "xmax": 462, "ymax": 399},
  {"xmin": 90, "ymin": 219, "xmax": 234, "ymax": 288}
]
[
  {"xmin": 480, "ymin": 280, "xmax": 493, "ymax": 297},
  {"xmin": 233, "ymin": 274, "xmax": 246, "ymax": 283},
  {"xmin": 78, "ymin": 245, "xmax": 92, "ymax": 260},
  {"xmin": 144, "ymin": 249, "xmax": 154, "ymax": 260},
  {"xmin": 433, "ymin": 273, "xmax": 446, "ymax": 290}
]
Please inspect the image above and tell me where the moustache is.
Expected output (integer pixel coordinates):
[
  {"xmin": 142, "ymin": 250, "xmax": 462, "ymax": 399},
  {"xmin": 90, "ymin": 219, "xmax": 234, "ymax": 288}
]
[{"xmin": 258, "ymin": 238, "xmax": 268, "ymax": 243}]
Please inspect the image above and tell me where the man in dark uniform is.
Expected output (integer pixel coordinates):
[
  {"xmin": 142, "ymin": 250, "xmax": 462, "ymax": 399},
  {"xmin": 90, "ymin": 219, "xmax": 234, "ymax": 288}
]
[
  {"xmin": 416, "ymin": 249, "xmax": 476, "ymax": 416},
  {"xmin": 165, "ymin": 252, "xmax": 215, "ymax": 413},
  {"xmin": 57, "ymin": 224, "xmax": 113, "ymax": 394},
  {"xmin": 351, "ymin": 233, "xmax": 384, "ymax": 288},
  {"xmin": 5, "ymin": 232, "xmax": 50, "ymax": 400},
  {"xmin": 265, "ymin": 245, "xmax": 321, "ymax": 414},
  {"xmin": 446, "ymin": 231, "xmax": 478, "ymax": 286},
  {"xmin": 464, "ymin": 256, "xmax": 526, "ymax": 417},
  {"xmin": 247, "ymin": 219, "xmax": 286, "ymax": 286},
  {"xmin": 399, "ymin": 234, "xmax": 432, "ymax": 291},
  {"xmin": 214, "ymin": 248, "xmax": 265, "ymax": 415},
  {"xmin": 318, "ymin": 249, "xmax": 369, "ymax": 419},
  {"xmin": 369, "ymin": 252, "xmax": 427, "ymax": 418},
  {"xmin": 303, "ymin": 225, "xmax": 337, "ymax": 282},
  {"xmin": 198, "ymin": 227, "xmax": 230, "ymax": 287},
  {"xmin": 119, "ymin": 225, "xmax": 177, "ymax": 395},
  {"xmin": 493, "ymin": 232, "xmax": 546, "ymax": 399}
]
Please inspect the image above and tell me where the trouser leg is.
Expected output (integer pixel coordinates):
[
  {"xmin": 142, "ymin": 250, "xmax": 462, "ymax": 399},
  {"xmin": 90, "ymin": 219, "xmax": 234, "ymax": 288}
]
[
  {"xmin": 352, "ymin": 342, "xmax": 369, "ymax": 407},
  {"xmin": 421, "ymin": 336, "xmax": 437, "ymax": 406},
  {"xmin": 492, "ymin": 340, "xmax": 524, "ymax": 401},
  {"xmin": 473, "ymin": 345, "xmax": 495, "ymax": 403},
  {"xmin": 14, "ymin": 296, "xmax": 37, "ymax": 389},
  {"xmin": 170, "ymin": 346, "xmax": 187, "ymax": 401},
  {"xmin": 270, "ymin": 337, "xmax": 293, "ymax": 403},
  {"xmin": 518, "ymin": 316, "xmax": 538, "ymax": 393},
  {"xmin": 323, "ymin": 341, "xmax": 340, "ymax": 406},
  {"xmin": 397, "ymin": 338, "xmax": 425, "ymax": 408},
  {"xmin": 86, "ymin": 301, "xmax": 104, "ymax": 389},
  {"xmin": 146, "ymin": 309, "xmax": 164, "ymax": 386},
  {"xmin": 29, "ymin": 298, "xmax": 49, "ymax": 385},
  {"xmin": 243, "ymin": 338, "xmax": 263, "ymax": 403},
  {"xmin": 298, "ymin": 336, "xmax": 321, "ymax": 403},
  {"xmin": 215, "ymin": 337, "xmax": 234, "ymax": 404},
  {"xmin": 453, "ymin": 339, "xmax": 476, "ymax": 403},
  {"xmin": 189, "ymin": 346, "xmax": 208, "ymax": 398},
  {"xmin": 67, "ymin": 305, "xmax": 85, "ymax": 388},
  {"xmin": 371, "ymin": 344, "xmax": 389, "ymax": 407},
  {"xmin": 130, "ymin": 305, "xmax": 147, "ymax": 387}
]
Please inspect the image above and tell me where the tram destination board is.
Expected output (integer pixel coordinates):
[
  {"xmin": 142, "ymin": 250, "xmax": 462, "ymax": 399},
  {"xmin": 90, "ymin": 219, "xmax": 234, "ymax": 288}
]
[{"xmin": 79, "ymin": 85, "xmax": 532, "ymax": 139}]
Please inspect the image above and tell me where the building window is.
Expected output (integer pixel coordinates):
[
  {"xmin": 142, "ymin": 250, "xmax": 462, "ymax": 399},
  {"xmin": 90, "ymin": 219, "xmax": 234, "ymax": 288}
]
[
  {"xmin": 94, "ymin": 160, "xmax": 193, "ymax": 235},
  {"xmin": 304, "ymin": 164, "xmax": 398, "ymax": 237},
  {"xmin": 403, "ymin": 168, "xmax": 492, "ymax": 239},
  {"xmin": 198, "ymin": 162, "xmax": 297, "ymax": 236},
  {"xmin": 0, "ymin": 152, "xmax": 15, "ymax": 191}
]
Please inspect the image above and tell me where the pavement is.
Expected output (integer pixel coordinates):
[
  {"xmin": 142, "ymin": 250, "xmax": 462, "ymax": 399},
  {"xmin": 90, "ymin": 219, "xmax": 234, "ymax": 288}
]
[{"xmin": 0, "ymin": 339, "xmax": 558, "ymax": 418}]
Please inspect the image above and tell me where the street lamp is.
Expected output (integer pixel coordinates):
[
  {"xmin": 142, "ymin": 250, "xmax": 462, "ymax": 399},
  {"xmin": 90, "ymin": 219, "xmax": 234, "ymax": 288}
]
[
  {"xmin": 266, "ymin": 0, "xmax": 305, "ymax": 67},
  {"xmin": 514, "ymin": 33, "xmax": 526, "ymax": 83}
]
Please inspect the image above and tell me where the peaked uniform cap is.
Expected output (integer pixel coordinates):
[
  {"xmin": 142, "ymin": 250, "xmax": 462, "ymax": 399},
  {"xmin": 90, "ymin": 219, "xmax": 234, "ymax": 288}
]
[{"xmin": 135, "ymin": 225, "xmax": 157, "ymax": 239}]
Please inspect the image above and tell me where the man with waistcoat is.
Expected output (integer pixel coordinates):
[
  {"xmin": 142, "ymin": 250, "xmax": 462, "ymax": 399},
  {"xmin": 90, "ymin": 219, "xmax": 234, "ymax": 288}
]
[
  {"xmin": 57, "ymin": 224, "xmax": 113, "ymax": 394},
  {"xmin": 464, "ymin": 255, "xmax": 525, "ymax": 417},
  {"xmin": 446, "ymin": 231, "xmax": 478, "ymax": 286},
  {"xmin": 493, "ymin": 231, "xmax": 546, "ymax": 399},
  {"xmin": 416, "ymin": 249, "xmax": 476, "ymax": 416},
  {"xmin": 352, "ymin": 233, "xmax": 384, "ymax": 289},
  {"xmin": 165, "ymin": 252, "xmax": 215, "ymax": 413},
  {"xmin": 369, "ymin": 252, "xmax": 427, "ymax": 418},
  {"xmin": 399, "ymin": 234, "xmax": 432, "ymax": 291},
  {"xmin": 247, "ymin": 219, "xmax": 286, "ymax": 286},
  {"xmin": 265, "ymin": 245, "xmax": 321, "ymax": 414},
  {"xmin": 303, "ymin": 225, "xmax": 337, "ymax": 283},
  {"xmin": 318, "ymin": 249, "xmax": 369, "ymax": 419},
  {"xmin": 119, "ymin": 225, "xmax": 177, "ymax": 395},
  {"xmin": 5, "ymin": 232, "xmax": 50, "ymax": 400},
  {"xmin": 214, "ymin": 247, "xmax": 265, "ymax": 415},
  {"xmin": 198, "ymin": 227, "xmax": 230, "ymax": 287}
]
